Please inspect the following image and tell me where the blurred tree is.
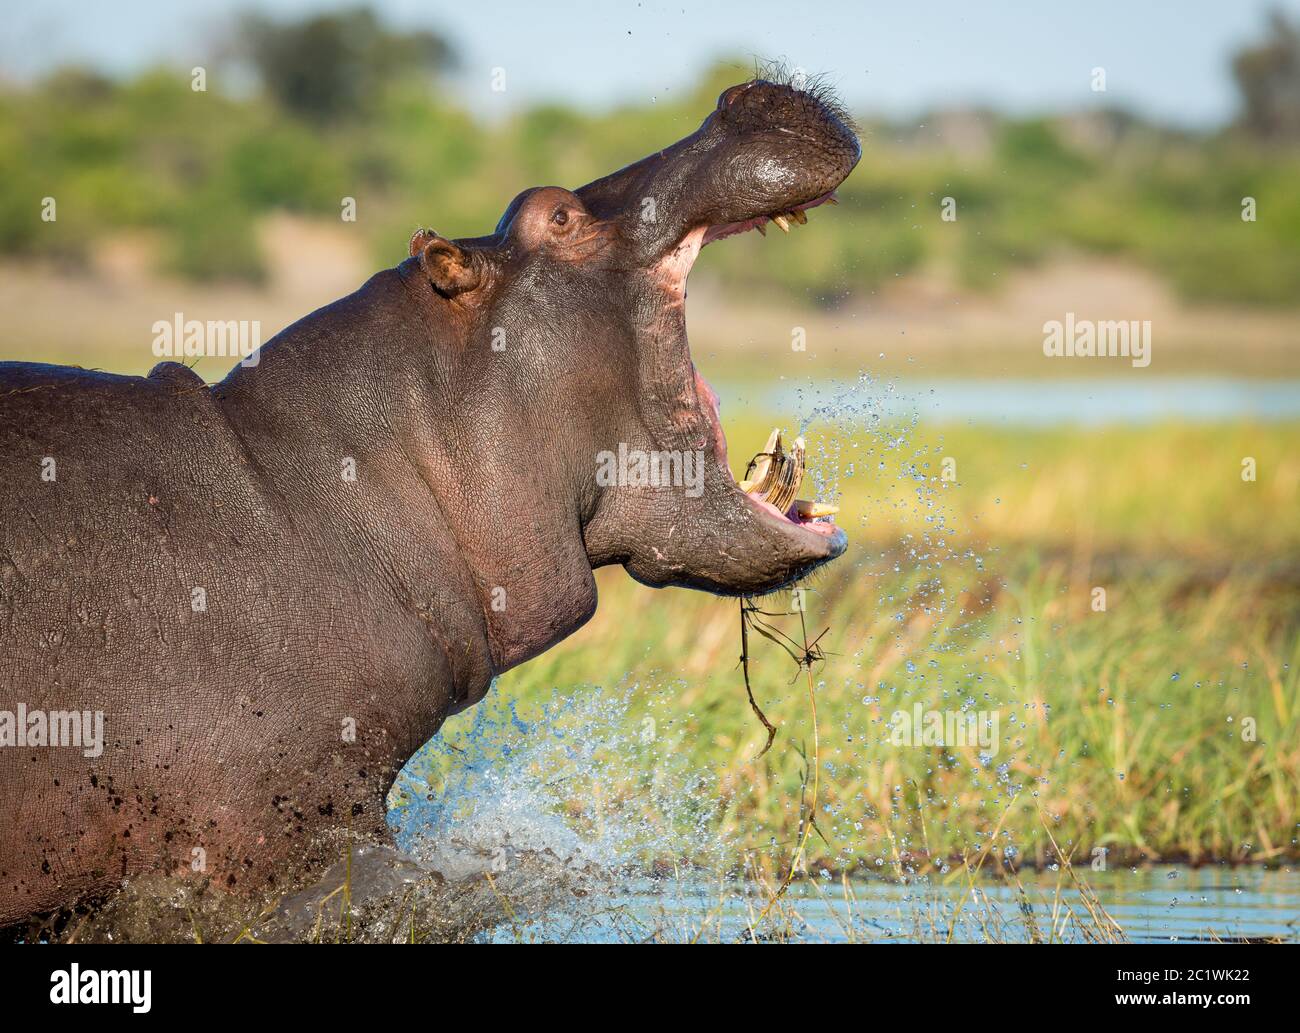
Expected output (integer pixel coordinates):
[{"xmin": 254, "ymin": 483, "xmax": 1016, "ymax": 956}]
[
  {"xmin": 1232, "ymin": 9, "xmax": 1300, "ymax": 142},
  {"xmin": 41, "ymin": 67, "xmax": 117, "ymax": 105},
  {"xmin": 235, "ymin": 6, "xmax": 457, "ymax": 122}
]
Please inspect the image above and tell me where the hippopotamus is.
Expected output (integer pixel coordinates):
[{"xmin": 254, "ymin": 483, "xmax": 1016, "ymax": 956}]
[{"xmin": 0, "ymin": 77, "xmax": 859, "ymax": 929}]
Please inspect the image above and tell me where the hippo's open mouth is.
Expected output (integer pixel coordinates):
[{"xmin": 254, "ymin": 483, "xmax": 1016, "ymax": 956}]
[
  {"xmin": 685, "ymin": 190, "xmax": 846, "ymax": 547},
  {"xmin": 573, "ymin": 73, "xmax": 859, "ymax": 588}
]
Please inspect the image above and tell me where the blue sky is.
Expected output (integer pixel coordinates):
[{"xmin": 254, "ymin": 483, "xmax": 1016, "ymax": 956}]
[{"xmin": 4, "ymin": 0, "xmax": 1298, "ymax": 127}]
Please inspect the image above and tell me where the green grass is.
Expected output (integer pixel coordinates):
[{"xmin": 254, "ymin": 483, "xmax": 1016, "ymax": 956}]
[{"xmin": 422, "ymin": 420, "xmax": 1300, "ymax": 877}]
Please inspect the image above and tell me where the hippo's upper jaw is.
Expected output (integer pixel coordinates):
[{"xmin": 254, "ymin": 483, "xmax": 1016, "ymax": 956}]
[{"xmin": 575, "ymin": 75, "xmax": 861, "ymax": 267}]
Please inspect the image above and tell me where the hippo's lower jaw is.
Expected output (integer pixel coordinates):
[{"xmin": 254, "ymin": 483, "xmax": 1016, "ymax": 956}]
[{"xmin": 741, "ymin": 488, "xmax": 846, "ymax": 542}]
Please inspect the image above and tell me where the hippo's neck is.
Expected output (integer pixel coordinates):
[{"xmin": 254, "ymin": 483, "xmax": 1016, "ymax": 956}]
[{"xmin": 213, "ymin": 265, "xmax": 599, "ymax": 686}]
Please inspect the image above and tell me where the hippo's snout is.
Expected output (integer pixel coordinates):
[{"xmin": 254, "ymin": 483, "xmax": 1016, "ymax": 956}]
[
  {"xmin": 575, "ymin": 73, "xmax": 860, "ymax": 264},
  {"xmin": 716, "ymin": 76, "xmax": 861, "ymax": 174}
]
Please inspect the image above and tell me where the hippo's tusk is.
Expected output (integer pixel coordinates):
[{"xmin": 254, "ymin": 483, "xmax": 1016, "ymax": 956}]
[
  {"xmin": 793, "ymin": 499, "xmax": 839, "ymax": 519},
  {"xmin": 742, "ymin": 429, "xmax": 803, "ymax": 513},
  {"xmin": 741, "ymin": 432, "xmax": 839, "ymax": 523}
]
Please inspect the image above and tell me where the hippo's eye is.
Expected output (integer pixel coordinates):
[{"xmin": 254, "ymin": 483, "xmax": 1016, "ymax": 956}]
[{"xmin": 551, "ymin": 208, "xmax": 569, "ymax": 226}]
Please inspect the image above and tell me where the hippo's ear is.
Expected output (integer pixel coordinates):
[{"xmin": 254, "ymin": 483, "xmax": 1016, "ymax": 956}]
[{"xmin": 410, "ymin": 228, "xmax": 481, "ymax": 297}]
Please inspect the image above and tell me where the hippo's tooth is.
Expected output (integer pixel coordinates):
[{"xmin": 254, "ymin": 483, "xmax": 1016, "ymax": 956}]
[
  {"xmin": 754, "ymin": 221, "xmax": 766, "ymax": 236},
  {"xmin": 790, "ymin": 208, "xmax": 808, "ymax": 225},
  {"xmin": 745, "ymin": 432, "xmax": 804, "ymax": 514},
  {"xmin": 766, "ymin": 436, "xmax": 805, "ymax": 514},
  {"xmin": 745, "ymin": 428, "xmax": 782, "ymax": 488},
  {"xmin": 743, "ymin": 432, "xmax": 829, "ymax": 519},
  {"xmin": 824, "ymin": 196, "xmax": 839, "ymax": 206},
  {"xmin": 772, "ymin": 214, "xmax": 791, "ymax": 233},
  {"xmin": 793, "ymin": 499, "xmax": 839, "ymax": 519},
  {"xmin": 743, "ymin": 429, "xmax": 785, "ymax": 501}
]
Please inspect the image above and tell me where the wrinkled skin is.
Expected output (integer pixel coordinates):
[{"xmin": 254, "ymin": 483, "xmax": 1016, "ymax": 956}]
[{"xmin": 0, "ymin": 78, "xmax": 859, "ymax": 927}]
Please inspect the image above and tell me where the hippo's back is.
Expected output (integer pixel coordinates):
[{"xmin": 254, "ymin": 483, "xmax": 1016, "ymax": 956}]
[
  {"xmin": 1, "ymin": 359, "xmax": 234, "ymax": 487},
  {"xmin": 0, "ymin": 360, "xmax": 291, "ymax": 923},
  {"xmin": 0, "ymin": 357, "xmax": 298, "ymax": 716},
  {"xmin": 0, "ymin": 361, "xmax": 283, "ymax": 653}
]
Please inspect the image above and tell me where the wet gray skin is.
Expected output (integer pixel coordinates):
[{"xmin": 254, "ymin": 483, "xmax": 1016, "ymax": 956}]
[{"xmin": 0, "ymin": 76, "xmax": 859, "ymax": 930}]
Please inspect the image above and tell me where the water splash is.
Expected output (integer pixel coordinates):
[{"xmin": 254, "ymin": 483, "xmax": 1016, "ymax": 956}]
[{"xmin": 389, "ymin": 680, "xmax": 736, "ymax": 933}]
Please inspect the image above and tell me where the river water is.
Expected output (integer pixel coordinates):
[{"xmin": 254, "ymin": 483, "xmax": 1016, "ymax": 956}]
[
  {"xmin": 486, "ymin": 866, "xmax": 1300, "ymax": 944},
  {"xmin": 747, "ymin": 376, "xmax": 1300, "ymax": 426}
]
